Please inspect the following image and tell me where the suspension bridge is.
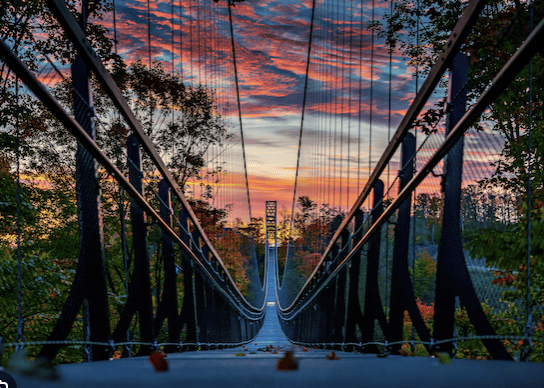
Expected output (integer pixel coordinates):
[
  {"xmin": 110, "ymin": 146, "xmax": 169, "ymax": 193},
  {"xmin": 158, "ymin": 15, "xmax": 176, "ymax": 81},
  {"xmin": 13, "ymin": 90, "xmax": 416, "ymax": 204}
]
[{"xmin": 1, "ymin": 0, "xmax": 544, "ymax": 386}]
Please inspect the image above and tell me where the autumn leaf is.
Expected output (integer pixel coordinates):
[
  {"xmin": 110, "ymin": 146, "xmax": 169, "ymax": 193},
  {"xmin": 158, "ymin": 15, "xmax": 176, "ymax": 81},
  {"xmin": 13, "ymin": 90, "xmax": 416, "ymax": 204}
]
[
  {"xmin": 7, "ymin": 351, "xmax": 59, "ymax": 380},
  {"xmin": 148, "ymin": 351, "xmax": 168, "ymax": 372},
  {"xmin": 433, "ymin": 351, "xmax": 452, "ymax": 364},
  {"xmin": 399, "ymin": 348, "xmax": 410, "ymax": 357},
  {"xmin": 277, "ymin": 350, "xmax": 298, "ymax": 371}
]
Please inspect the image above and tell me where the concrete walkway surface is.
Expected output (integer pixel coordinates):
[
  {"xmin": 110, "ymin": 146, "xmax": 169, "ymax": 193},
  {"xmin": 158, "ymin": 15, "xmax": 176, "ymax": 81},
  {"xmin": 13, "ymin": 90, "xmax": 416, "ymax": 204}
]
[
  {"xmin": 5, "ymin": 350, "xmax": 544, "ymax": 388},
  {"xmin": 5, "ymin": 253, "xmax": 544, "ymax": 388}
]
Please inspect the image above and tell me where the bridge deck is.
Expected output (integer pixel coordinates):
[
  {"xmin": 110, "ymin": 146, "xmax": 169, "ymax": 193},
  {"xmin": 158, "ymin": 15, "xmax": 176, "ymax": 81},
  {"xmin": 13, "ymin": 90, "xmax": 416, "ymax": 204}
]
[
  {"xmin": 4, "ymin": 254, "xmax": 544, "ymax": 388},
  {"xmin": 8, "ymin": 351, "xmax": 544, "ymax": 388},
  {"xmin": 251, "ymin": 253, "xmax": 291, "ymax": 349}
]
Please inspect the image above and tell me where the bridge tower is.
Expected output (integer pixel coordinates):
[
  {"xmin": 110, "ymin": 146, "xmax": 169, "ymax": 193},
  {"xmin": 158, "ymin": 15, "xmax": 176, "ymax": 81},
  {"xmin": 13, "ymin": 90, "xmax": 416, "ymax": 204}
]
[{"xmin": 265, "ymin": 201, "xmax": 277, "ymax": 254}]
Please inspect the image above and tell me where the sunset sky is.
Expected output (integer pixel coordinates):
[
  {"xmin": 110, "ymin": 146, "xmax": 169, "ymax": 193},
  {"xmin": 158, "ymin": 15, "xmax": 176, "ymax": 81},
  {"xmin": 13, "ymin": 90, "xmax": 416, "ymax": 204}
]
[{"xmin": 89, "ymin": 0, "xmax": 502, "ymax": 222}]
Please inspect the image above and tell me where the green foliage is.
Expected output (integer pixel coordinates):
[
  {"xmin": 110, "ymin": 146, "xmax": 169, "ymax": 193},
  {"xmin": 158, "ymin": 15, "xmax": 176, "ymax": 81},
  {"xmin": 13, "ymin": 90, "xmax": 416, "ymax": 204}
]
[
  {"xmin": 409, "ymin": 249, "xmax": 436, "ymax": 304},
  {"xmin": 290, "ymin": 198, "xmax": 345, "ymax": 281},
  {"xmin": 0, "ymin": 0, "xmax": 250, "ymax": 366},
  {"xmin": 292, "ymin": 197, "xmax": 344, "ymax": 258},
  {"xmin": 414, "ymin": 193, "xmax": 442, "ymax": 245},
  {"xmin": 0, "ymin": 0, "xmax": 115, "ymax": 70},
  {"xmin": 1, "ymin": 1, "xmax": 117, "ymax": 183},
  {"xmin": 0, "ymin": 172, "xmax": 36, "ymax": 240},
  {"xmin": 273, "ymin": 197, "xmax": 346, "ymax": 302},
  {"xmin": 397, "ymin": 300, "xmax": 543, "ymax": 361},
  {"xmin": 0, "ymin": 172, "xmax": 82, "ymax": 364},
  {"xmin": 192, "ymin": 200, "xmax": 252, "ymax": 296},
  {"xmin": 375, "ymin": 0, "xmax": 544, "ymax": 183},
  {"xmin": 465, "ymin": 193, "xmax": 544, "ymax": 341},
  {"xmin": 376, "ymin": 0, "xmax": 544, "ymax": 358},
  {"xmin": 0, "ymin": 247, "xmax": 81, "ymax": 365},
  {"xmin": 213, "ymin": 228, "xmax": 250, "ymax": 296},
  {"xmin": 116, "ymin": 61, "xmax": 230, "ymax": 193},
  {"xmin": 455, "ymin": 301, "xmax": 544, "ymax": 362}
]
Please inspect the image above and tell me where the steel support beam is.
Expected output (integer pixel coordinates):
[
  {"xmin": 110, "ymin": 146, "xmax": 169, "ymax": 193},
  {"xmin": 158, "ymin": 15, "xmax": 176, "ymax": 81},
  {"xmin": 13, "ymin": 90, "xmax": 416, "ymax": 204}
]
[
  {"xmin": 281, "ymin": 14, "xmax": 544, "ymax": 314},
  {"xmin": 433, "ymin": 53, "xmax": 511, "ymax": 360},
  {"xmin": 361, "ymin": 180, "xmax": 388, "ymax": 351},
  {"xmin": 0, "ymin": 39, "xmax": 263, "ymax": 321},
  {"xmin": 155, "ymin": 179, "xmax": 180, "ymax": 352},
  {"xmin": 126, "ymin": 135, "xmax": 154, "ymax": 354},
  {"xmin": 388, "ymin": 133, "xmax": 431, "ymax": 353},
  {"xmin": 313, "ymin": 0, "xmax": 490, "ymax": 282}
]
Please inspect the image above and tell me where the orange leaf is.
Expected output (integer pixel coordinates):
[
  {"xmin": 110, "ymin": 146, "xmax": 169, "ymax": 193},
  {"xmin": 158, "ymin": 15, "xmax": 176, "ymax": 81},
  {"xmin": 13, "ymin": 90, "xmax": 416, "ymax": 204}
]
[
  {"xmin": 148, "ymin": 351, "xmax": 168, "ymax": 372},
  {"xmin": 277, "ymin": 350, "xmax": 298, "ymax": 371},
  {"xmin": 326, "ymin": 351, "xmax": 339, "ymax": 360}
]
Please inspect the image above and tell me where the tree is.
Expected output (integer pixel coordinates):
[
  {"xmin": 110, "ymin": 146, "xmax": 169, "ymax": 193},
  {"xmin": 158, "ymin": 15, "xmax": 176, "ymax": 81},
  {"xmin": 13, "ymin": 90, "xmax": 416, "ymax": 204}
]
[
  {"xmin": 377, "ymin": 1, "xmax": 544, "ymax": 191},
  {"xmin": 409, "ymin": 249, "xmax": 437, "ymax": 304},
  {"xmin": 415, "ymin": 193, "xmax": 442, "ymax": 244},
  {"xmin": 376, "ymin": 0, "xmax": 544, "ymax": 349},
  {"xmin": 16, "ymin": 59, "xmax": 230, "ymax": 196},
  {"xmin": 287, "ymin": 197, "xmax": 345, "ymax": 282},
  {"xmin": 0, "ymin": 0, "xmax": 246, "ymax": 363},
  {"xmin": 1, "ymin": 0, "xmax": 116, "ymax": 184},
  {"xmin": 110, "ymin": 60, "xmax": 230, "ymax": 193}
]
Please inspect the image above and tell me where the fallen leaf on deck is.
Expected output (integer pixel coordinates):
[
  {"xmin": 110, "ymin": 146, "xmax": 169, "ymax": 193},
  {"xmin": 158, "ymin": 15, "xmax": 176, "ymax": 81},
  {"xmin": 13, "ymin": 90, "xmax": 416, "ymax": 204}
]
[
  {"xmin": 433, "ymin": 351, "xmax": 452, "ymax": 364},
  {"xmin": 149, "ymin": 351, "xmax": 168, "ymax": 372},
  {"xmin": 7, "ymin": 351, "xmax": 59, "ymax": 380},
  {"xmin": 399, "ymin": 349, "xmax": 408, "ymax": 356},
  {"xmin": 277, "ymin": 350, "xmax": 298, "ymax": 371}
]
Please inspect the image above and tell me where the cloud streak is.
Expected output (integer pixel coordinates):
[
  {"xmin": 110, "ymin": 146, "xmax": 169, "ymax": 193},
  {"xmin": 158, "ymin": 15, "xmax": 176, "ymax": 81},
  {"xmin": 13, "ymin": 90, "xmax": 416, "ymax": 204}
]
[{"xmin": 88, "ymin": 0, "xmax": 503, "ymax": 221}]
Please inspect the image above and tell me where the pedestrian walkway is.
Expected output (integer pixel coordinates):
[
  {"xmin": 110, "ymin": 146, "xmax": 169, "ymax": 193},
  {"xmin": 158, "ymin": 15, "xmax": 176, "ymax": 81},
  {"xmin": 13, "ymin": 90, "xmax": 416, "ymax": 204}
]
[
  {"xmin": 3, "ymin": 252, "xmax": 544, "ymax": 388},
  {"xmin": 7, "ymin": 349, "xmax": 544, "ymax": 388},
  {"xmin": 248, "ymin": 252, "xmax": 292, "ymax": 350}
]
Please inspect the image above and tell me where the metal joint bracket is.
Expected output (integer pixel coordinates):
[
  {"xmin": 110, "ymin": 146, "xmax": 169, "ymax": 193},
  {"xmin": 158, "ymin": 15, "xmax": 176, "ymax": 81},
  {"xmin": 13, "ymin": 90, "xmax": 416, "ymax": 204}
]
[{"xmin": 430, "ymin": 169, "xmax": 443, "ymax": 178}]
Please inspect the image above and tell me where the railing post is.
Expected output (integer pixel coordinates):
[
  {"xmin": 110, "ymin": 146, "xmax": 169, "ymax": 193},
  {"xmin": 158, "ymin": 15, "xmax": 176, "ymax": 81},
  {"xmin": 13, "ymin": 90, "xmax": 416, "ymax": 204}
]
[
  {"xmin": 389, "ymin": 132, "xmax": 432, "ymax": 352},
  {"xmin": 39, "ymin": 24, "xmax": 113, "ymax": 360},
  {"xmin": 72, "ymin": 2, "xmax": 111, "ymax": 362},
  {"xmin": 179, "ymin": 219, "xmax": 198, "ymax": 349},
  {"xmin": 72, "ymin": 56, "xmax": 111, "ymax": 361},
  {"xmin": 214, "ymin": 291, "xmax": 230, "ymax": 346},
  {"xmin": 190, "ymin": 231, "xmax": 206, "ymax": 346},
  {"xmin": 126, "ymin": 134, "xmax": 155, "ymax": 354},
  {"xmin": 156, "ymin": 179, "xmax": 179, "ymax": 352},
  {"xmin": 322, "ymin": 254, "xmax": 335, "ymax": 344},
  {"xmin": 190, "ymin": 233, "xmax": 209, "ymax": 348},
  {"xmin": 345, "ymin": 210, "xmax": 365, "ymax": 347},
  {"xmin": 433, "ymin": 53, "xmax": 511, "ymax": 359},
  {"xmin": 206, "ymin": 287, "xmax": 218, "ymax": 346},
  {"xmin": 361, "ymin": 180, "xmax": 388, "ymax": 352},
  {"xmin": 332, "ymin": 228, "xmax": 350, "ymax": 345}
]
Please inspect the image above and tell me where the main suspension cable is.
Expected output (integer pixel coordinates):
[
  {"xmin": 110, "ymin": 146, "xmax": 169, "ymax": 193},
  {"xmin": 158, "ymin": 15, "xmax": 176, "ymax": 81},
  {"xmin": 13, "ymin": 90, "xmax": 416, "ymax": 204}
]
[
  {"xmin": 289, "ymin": 0, "xmax": 317, "ymax": 252},
  {"xmin": 227, "ymin": 0, "xmax": 252, "ymax": 222}
]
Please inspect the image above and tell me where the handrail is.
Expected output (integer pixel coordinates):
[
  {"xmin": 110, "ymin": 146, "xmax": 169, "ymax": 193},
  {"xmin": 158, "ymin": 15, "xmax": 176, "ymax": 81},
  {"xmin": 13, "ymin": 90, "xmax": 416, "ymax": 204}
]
[
  {"xmin": 43, "ymin": 0, "xmax": 265, "ymax": 312},
  {"xmin": 280, "ymin": 10, "xmax": 544, "ymax": 316},
  {"xmin": 0, "ymin": 41, "xmax": 262, "ymax": 319},
  {"xmin": 278, "ymin": 0, "xmax": 488, "ymax": 312}
]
